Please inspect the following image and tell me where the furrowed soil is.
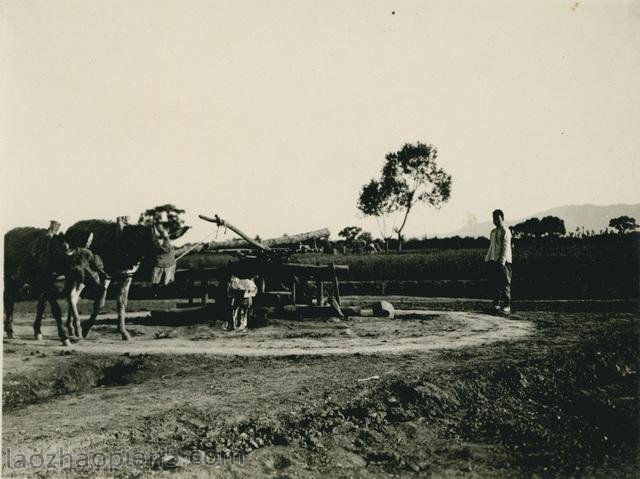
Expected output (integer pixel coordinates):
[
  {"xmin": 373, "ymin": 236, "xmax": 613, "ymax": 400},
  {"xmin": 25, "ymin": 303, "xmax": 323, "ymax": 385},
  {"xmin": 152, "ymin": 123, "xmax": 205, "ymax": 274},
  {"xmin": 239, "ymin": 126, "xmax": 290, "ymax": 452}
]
[{"xmin": 2, "ymin": 297, "xmax": 638, "ymax": 478}]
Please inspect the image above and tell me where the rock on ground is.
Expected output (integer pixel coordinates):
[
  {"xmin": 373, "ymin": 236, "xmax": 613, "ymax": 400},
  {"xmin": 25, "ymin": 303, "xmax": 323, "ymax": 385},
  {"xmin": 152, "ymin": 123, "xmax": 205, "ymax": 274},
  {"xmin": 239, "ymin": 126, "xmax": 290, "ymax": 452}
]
[{"xmin": 373, "ymin": 300, "xmax": 395, "ymax": 319}]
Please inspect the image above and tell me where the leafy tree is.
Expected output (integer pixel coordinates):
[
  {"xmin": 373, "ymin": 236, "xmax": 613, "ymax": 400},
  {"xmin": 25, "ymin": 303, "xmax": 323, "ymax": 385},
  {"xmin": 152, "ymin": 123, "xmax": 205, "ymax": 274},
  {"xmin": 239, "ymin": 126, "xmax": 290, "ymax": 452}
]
[
  {"xmin": 357, "ymin": 231, "xmax": 374, "ymax": 244},
  {"xmin": 513, "ymin": 216, "xmax": 565, "ymax": 238},
  {"xmin": 357, "ymin": 142, "xmax": 452, "ymax": 251},
  {"xmin": 358, "ymin": 180, "xmax": 392, "ymax": 242},
  {"xmin": 609, "ymin": 215, "xmax": 638, "ymax": 234},
  {"xmin": 138, "ymin": 204, "xmax": 189, "ymax": 239},
  {"xmin": 539, "ymin": 216, "xmax": 566, "ymax": 236},
  {"xmin": 513, "ymin": 218, "xmax": 539, "ymax": 238},
  {"xmin": 338, "ymin": 226, "xmax": 363, "ymax": 245}
]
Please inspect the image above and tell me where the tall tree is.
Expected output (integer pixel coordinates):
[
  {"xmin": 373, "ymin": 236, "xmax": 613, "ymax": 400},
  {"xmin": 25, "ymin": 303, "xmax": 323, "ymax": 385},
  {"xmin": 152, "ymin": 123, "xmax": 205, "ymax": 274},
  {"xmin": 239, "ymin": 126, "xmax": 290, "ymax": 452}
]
[
  {"xmin": 358, "ymin": 142, "xmax": 452, "ymax": 251},
  {"xmin": 609, "ymin": 215, "xmax": 638, "ymax": 234},
  {"xmin": 138, "ymin": 204, "xmax": 189, "ymax": 239}
]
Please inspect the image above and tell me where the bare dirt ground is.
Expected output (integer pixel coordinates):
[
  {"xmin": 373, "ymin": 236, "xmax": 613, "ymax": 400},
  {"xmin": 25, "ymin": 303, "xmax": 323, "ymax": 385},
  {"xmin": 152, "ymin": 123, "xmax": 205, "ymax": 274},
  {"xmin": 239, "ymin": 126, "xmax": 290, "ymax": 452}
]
[
  {"xmin": 2, "ymin": 310, "xmax": 532, "ymax": 359},
  {"xmin": 2, "ymin": 296, "xmax": 638, "ymax": 478}
]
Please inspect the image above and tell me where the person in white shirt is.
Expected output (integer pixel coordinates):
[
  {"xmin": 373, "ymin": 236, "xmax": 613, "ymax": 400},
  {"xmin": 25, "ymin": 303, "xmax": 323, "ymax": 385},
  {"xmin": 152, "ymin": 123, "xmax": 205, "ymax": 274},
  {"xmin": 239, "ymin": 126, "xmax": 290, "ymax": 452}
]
[{"xmin": 485, "ymin": 209, "xmax": 512, "ymax": 314}]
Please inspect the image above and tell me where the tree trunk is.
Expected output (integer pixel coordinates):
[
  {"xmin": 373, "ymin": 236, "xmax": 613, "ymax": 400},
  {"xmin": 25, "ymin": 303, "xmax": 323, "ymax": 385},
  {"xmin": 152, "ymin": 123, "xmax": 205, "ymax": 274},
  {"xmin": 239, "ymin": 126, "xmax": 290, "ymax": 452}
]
[{"xmin": 395, "ymin": 203, "xmax": 412, "ymax": 253}]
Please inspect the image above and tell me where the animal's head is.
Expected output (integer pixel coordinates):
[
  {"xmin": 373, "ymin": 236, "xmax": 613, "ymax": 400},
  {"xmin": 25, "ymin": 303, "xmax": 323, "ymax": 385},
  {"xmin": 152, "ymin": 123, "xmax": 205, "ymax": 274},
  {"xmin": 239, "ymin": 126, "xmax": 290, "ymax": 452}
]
[{"xmin": 48, "ymin": 232, "xmax": 72, "ymax": 270}]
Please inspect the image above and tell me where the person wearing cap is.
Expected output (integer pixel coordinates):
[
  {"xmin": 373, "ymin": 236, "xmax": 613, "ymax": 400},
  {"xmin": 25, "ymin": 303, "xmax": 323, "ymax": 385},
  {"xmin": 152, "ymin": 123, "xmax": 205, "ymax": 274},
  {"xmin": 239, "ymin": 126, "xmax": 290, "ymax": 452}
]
[
  {"xmin": 485, "ymin": 209, "xmax": 513, "ymax": 314},
  {"xmin": 150, "ymin": 211, "xmax": 177, "ymax": 296}
]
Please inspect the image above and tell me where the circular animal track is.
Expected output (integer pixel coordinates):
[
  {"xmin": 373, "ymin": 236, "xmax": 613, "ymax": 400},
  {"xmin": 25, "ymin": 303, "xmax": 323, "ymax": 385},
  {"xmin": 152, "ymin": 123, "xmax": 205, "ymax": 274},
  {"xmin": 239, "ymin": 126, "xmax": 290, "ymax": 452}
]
[{"xmin": 5, "ymin": 310, "xmax": 533, "ymax": 357}]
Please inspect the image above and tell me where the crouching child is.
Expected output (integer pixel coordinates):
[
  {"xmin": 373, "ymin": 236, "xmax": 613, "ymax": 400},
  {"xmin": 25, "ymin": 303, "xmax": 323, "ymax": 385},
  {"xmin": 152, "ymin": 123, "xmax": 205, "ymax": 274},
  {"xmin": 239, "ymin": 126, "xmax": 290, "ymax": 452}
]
[{"xmin": 224, "ymin": 276, "xmax": 258, "ymax": 331}]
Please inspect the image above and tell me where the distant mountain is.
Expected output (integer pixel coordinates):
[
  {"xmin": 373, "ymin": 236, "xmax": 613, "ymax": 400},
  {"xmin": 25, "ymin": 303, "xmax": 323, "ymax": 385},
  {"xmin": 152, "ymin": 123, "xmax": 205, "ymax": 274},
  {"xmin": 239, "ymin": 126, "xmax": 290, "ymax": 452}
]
[{"xmin": 445, "ymin": 203, "xmax": 640, "ymax": 238}]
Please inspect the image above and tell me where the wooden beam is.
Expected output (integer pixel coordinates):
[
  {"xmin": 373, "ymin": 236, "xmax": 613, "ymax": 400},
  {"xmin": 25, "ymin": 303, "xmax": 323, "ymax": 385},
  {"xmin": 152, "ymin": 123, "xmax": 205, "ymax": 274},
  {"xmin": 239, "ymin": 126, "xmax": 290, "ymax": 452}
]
[
  {"xmin": 262, "ymin": 228, "xmax": 330, "ymax": 247},
  {"xmin": 201, "ymin": 278, "xmax": 209, "ymax": 305},
  {"xmin": 206, "ymin": 228, "xmax": 331, "ymax": 250},
  {"xmin": 306, "ymin": 281, "xmax": 313, "ymax": 306},
  {"xmin": 188, "ymin": 278, "xmax": 195, "ymax": 304},
  {"xmin": 199, "ymin": 214, "xmax": 270, "ymax": 251},
  {"xmin": 176, "ymin": 264, "xmax": 349, "ymax": 281},
  {"xmin": 281, "ymin": 263, "xmax": 349, "ymax": 280},
  {"xmin": 316, "ymin": 280, "xmax": 323, "ymax": 306},
  {"xmin": 330, "ymin": 263, "xmax": 341, "ymax": 306}
]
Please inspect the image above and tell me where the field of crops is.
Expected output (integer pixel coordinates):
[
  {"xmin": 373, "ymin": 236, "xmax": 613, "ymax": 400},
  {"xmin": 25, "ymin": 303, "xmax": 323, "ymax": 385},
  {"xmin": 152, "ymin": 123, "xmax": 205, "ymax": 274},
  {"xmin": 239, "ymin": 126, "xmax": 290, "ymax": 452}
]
[{"xmin": 178, "ymin": 236, "xmax": 639, "ymax": 300}]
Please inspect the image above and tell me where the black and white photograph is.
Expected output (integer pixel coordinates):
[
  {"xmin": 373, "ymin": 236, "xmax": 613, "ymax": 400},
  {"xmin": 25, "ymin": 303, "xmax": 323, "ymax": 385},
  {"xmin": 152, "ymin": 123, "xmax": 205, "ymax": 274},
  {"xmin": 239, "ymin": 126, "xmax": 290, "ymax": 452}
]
[{"xmin": 1, "ymin": 1, "xmax": 639, "ymax": 477}]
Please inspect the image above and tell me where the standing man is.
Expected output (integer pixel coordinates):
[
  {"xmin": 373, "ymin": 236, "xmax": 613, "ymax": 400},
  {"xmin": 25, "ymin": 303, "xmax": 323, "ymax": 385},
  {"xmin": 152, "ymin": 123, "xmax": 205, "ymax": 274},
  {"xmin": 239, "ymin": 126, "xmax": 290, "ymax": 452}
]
[
  {"xmin": 150, "ymin": 212, "xmax": 177, "ymax": 297},
  {"xmin": 485, "ymin": 209, "xmax": 512, "ymax": 314}
]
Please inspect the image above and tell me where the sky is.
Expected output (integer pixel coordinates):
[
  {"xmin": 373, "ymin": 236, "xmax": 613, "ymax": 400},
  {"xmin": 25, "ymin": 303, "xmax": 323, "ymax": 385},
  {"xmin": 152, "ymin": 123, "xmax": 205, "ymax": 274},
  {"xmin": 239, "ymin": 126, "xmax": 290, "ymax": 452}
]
[{"xmin": 1, "ymin": 0, "xmax": 639, "ymax": 246}]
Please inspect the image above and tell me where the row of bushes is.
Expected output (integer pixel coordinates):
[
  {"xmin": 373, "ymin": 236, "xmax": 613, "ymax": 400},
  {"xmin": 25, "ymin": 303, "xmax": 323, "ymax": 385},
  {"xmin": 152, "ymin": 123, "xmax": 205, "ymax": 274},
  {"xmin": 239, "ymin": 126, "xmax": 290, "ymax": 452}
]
[{"xmin": 399, "ymin": 230, "xmax": 640, "ymax": 250}]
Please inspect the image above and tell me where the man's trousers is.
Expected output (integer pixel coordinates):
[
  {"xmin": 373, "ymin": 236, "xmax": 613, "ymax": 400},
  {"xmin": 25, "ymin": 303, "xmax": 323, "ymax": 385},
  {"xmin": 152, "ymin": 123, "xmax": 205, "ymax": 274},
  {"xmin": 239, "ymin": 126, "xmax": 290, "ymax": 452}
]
[{"xmin": 487, "ymin": 261, "xmax": 512, "ymax": 308}]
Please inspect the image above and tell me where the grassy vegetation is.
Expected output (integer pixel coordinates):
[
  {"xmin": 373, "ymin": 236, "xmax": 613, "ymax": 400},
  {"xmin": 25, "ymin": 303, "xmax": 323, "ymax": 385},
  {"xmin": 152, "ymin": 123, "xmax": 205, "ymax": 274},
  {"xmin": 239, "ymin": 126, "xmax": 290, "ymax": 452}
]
[
  {"xmin": 177, "ymin": 236, "xmax": 638, "ymax": 299},
  {"xmin": 290, "ymin": 249, "xmax": 485, "ymax": 280}
]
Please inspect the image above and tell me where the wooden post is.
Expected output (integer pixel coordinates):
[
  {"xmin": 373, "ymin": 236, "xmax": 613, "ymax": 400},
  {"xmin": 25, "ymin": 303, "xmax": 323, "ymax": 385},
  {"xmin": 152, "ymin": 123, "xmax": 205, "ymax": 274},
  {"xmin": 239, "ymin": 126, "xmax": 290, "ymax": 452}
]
[
  {"xmin": 305, "ymin": 280, "xmax": 313, "ymax": 306},
  {"xmin": 201, "ymin": 276, "xmax": 209, "ymax": 305},
  {"xmin": 188, "ymin": 277, "xmax": 195, "ymax": 305},
  {"xmin": 330, "ymin": 263, "xmax": 341, "ymax": 306},
  {"xmin": 291, "ymin": 280, "xmax": 297, "ymax": 304},
  {"xmin": 316, "ymin": 280, "xmax": 323, "ymax": 306}
]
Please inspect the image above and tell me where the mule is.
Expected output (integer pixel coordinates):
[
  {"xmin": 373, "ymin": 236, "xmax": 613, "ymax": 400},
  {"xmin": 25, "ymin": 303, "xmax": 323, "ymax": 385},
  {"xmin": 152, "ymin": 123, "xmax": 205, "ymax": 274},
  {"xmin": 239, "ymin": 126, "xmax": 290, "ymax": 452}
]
[
  {"xmin": 64, "ymin": 218, "xmax": 188, "ymax": 340},
  {"xmin": 4, "ymin": 224, "xmax": 72, "ymax": 345}
]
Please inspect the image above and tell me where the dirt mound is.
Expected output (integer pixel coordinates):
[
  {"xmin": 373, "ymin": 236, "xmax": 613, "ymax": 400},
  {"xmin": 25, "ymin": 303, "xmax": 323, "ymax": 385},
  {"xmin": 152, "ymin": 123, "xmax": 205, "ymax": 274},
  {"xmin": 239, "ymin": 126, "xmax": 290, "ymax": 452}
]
[
  {"xmin": 2, "ymin": 355, "xmax": 152, "ymax": 410},
  {"xmin": 172, "ymin": 318, "xmax": 638, "ymax": 477}
]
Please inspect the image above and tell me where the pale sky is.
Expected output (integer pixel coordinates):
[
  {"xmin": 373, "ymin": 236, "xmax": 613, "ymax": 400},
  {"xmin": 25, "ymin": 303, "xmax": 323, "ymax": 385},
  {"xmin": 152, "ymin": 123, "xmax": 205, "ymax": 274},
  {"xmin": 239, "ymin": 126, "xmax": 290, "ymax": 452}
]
[{"xmin": 1, "ymin": 0, "xmax": 639, "ymax": 245}]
